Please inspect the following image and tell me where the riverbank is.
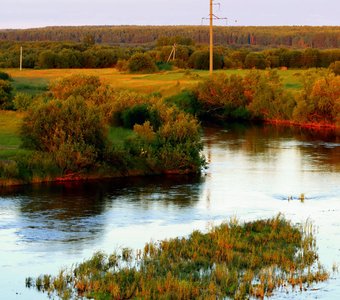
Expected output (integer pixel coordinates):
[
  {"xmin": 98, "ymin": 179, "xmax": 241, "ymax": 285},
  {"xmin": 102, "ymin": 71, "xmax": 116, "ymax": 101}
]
[
  {"xmin": 264, "ymin": 119, "xmax": 340, "ymax": 131},
  {"xmin": 0, "ymin": 167, "xmax": 198, "ymax": 187}
]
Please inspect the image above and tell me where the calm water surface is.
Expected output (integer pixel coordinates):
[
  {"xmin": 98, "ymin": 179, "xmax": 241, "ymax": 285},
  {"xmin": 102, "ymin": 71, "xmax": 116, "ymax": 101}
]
[{"xmin": 1, "ymin": 124, "xmax": 340, "ymax": 299}]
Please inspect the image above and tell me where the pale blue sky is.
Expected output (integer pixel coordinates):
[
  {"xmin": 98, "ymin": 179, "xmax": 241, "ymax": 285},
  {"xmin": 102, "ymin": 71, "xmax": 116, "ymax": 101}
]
[{"xmin": 0, "ymin": 0, "xmax": 339, "ymax": 29}]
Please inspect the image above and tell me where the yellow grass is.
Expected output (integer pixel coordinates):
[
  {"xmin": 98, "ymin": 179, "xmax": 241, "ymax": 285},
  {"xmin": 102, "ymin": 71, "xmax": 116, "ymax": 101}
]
[
  {"xmin": 5, "ymin": 68, "xmax": 305, "ymax": 98},
  {"xmin": 6, "ymin": 68, "xmax": 201, "ymax": 97}
]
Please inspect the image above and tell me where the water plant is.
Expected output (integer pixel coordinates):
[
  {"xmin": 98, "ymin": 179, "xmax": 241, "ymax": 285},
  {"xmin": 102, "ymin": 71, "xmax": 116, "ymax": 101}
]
[{"xmin": 27, "ymin": 215, "xmax": 328, "ymax": 299}]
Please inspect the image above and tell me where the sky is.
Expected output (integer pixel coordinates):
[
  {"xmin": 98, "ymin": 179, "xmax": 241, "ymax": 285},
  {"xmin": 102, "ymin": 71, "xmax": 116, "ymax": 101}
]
[{"xmin": 0, "ymin": 0, "xmax": 339, "ymax": 29}]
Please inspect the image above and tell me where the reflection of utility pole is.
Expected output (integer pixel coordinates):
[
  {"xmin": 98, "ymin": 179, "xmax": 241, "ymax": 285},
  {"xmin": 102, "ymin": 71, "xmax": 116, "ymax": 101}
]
[
  {"xmin": 20, "ymin": 46, "xmax": 23, "ymax": 71},
  {"xmin": 166, "ymin": 43, "xmax": 177, "ymax": 63}
]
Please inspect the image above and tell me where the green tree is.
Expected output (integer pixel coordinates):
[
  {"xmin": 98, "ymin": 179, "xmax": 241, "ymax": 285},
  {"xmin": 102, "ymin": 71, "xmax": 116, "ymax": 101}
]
[
  {"xmin": 38, "ymin": 50, "xmax": 57, "ymax": 68},
  {"xmin": 188, "ymin": 50, "xmax": 223, "ymax": 70},
  {"xmin": 244, "ymin": 52, "xmax": 267, "ymax": 69},
  {"xmin": 128, "ymin": 53, "xmax": 157, "ymax": 73}
]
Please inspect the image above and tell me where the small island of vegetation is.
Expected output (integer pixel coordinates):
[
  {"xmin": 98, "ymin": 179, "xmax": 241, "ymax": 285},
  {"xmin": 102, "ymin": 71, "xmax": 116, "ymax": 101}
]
[{"xmin": 26, "ymin": 215, "xmax": 329, "ymax": 299}]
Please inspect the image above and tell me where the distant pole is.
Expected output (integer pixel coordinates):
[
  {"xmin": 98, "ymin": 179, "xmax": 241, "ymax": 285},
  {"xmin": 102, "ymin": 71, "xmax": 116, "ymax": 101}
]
[
  {"xmin": 20, "ymin": 46, "xmax": 23, "ymax": 71},
  {"xmin": 209, "ymin": 0, "xmax": 213, "ymax": 75}
]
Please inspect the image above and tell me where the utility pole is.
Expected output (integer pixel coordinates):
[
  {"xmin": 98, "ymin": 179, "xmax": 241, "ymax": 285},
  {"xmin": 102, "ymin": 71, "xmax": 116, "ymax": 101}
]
[
  {"xmin": 209, "ymin": 0, "xmax": 213, "ymax": 75},
  {"xmin": 202, "ymin": 1, "xmax": 228, "ymax": 76},
  {"xmin": 166, "ymin": 43, "xmax": 177, "ymax": 63},
  {"xmin": 20, "ymin": 46, "xmax": 23, "ymax": 71}
]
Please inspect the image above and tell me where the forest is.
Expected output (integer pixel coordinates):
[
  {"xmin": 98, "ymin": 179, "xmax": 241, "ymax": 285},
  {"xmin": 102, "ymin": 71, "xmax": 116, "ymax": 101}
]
[
  {"xmin": 0, "ymin": 25, "xmax": 339, "ymax": 48},
  {"xmin": 0, "ymin": 40, "xmax": 340, "ymax": 70}
]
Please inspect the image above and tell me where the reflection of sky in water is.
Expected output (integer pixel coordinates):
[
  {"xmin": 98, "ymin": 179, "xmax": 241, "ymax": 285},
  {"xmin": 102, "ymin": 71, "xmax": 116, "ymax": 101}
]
[{"xmin": 0, "ymin": 124, "xmax": 340, "ymax": 299}]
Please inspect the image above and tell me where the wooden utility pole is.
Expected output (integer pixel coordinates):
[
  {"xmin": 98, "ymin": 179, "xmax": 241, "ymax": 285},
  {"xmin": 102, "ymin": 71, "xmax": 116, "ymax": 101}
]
[
  {"xmin": 166, "ymin": 43, "xmax": 177, "ymax": 63},
  {"xmin": 209, "ymin": 0, "xmax": 213, "ymax": 75},
  {"xmin": 20, "ymin": 46, "xmax": 23, "ymax": 71},
  {"xmin": 202, "ymin": 1, "xmax": 228, "ymax": 75}
]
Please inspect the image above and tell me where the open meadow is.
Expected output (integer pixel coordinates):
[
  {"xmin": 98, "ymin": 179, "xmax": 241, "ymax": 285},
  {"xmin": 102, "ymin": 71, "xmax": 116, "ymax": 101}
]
[{"xmin": 5, "ymin": 67, "xmax": 305, "ymax": 95}]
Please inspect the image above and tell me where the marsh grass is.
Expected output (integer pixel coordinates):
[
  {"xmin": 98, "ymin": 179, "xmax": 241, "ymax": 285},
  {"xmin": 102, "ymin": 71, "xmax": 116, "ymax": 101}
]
[{"xmin": 27, "ymin": 215, "xmax": 328, "ymax": 299}]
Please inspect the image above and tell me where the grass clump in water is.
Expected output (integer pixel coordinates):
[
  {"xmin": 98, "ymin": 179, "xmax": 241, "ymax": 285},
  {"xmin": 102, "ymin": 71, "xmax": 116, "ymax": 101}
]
[{"xmin": 26, "ymin": 215, "xmax": 328, "ymax": 299}]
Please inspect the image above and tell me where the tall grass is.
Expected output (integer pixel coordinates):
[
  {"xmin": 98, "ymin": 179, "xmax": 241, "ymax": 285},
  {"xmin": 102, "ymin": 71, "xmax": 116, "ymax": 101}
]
[{"xmin": 27, "ymin": 215, "xmax": 328, "ymax": 299}]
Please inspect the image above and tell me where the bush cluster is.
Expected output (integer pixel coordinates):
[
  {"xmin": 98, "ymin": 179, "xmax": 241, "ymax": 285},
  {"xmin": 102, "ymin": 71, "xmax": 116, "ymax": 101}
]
[
  {"xmin": 14, "ymin": 74, "xmax": 205, "ymax": 181},
  {"xmin": 192, "ymin": 70, "xmax": 339, "ymax": 126}
]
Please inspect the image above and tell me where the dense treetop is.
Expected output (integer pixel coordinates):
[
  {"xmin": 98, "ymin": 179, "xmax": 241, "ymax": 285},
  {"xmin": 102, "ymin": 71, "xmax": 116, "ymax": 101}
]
[{"xmin": 0, "ymin": 25, "xmax": 339, "ymax": 48}]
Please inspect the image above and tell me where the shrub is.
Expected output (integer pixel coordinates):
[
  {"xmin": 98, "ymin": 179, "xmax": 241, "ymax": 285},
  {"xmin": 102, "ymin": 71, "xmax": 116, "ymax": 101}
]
[
  {"xmin": 188, "ymin": 50, "xmax": 223, "ymax": 70},
  {"xmin": 21, "ymin": 96, "xmax": 107, "ymax": 173},
  {"xmin": 128, "ymin": 53, "xmax": 157, "ymax": 73},
  {"xmin": 121, "ymin": 104, "xmax": 161, "ymax": 130},
  {"xmin": 195, "ymin": 73, "xmax": 249, "ymax": 120},
  {"xmin": 293, "ymin": 73, "xmax": 340, "ymax": 125},
  {"xmin": 244, "ymin": 52, "xmax": 267, "ymax": 69},
  {"xmin": 0, "ymin": 79, "xmax": 13, "ymax": 109},
  {"xmin": 13, "ymin": 92, "xmax": 33, "ymax": 111},
  {"xmin": 49, "ymin": 74, "xmax": 102, "ymax": 100},
  {"xmin": 245, "ymin": 70, "xmax": 296, "ymax": 120},
  {"xmin": 165, "ymin": 90, "xmax": 200, "ymax": 115},
  {"xmin": 116, "ymin": 59, "xmax": 129, "ymax": 72},
  {"xmin": 156, "ymin": 61, "xmax": 173, "ymax": 71},
  {"xmin": 329, "ymin": 61, "xmax": 340, "ymax": 75},
  {"xmin": 0, "ymin": 71, "xmax": 11, "ymax": 81},
  {"xmin": 38, "ymin": 50, "xmax": 57, "ymax": 68}
]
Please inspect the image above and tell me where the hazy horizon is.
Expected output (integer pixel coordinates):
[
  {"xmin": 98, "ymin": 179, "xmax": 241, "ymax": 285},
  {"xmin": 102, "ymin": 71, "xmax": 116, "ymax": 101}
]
[{"xmin": 1, "ymin": 0, "xmax": 339, "ymax": 30}]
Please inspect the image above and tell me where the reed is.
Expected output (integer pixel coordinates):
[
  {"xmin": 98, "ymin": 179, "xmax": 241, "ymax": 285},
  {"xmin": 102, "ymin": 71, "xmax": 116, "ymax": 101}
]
[{"xmin": 27, "ymin": 214, "xmax": 328, "ymax": 299}]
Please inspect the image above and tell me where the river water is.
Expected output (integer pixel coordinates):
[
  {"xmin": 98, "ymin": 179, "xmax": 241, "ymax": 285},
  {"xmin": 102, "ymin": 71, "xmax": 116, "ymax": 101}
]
[{"xmin": 1, "ymin": 124, "xmax": 340, "ymax": 299}]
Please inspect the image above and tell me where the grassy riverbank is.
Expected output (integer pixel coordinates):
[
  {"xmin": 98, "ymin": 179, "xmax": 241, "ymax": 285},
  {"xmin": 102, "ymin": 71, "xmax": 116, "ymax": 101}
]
[
  {"xmin": 1, "ymin": 68, "xmax": 338, "ymax": 186},
  {"xmin": 0, "ymin": 72, "xmax": 206, "ymax": 186},
  {"xmin": 26, "ymin": 215, "xmax": 329, "ymax": 299}
]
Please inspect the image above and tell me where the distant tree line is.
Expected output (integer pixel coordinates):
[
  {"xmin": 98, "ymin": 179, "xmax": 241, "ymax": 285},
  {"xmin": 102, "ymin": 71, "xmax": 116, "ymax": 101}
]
[
  {"xmin": 0, "ymin": 25, "xmax": 339, "ymax": 49},
  {"xmin": 0, "ymin": 40, "xmax": 339, "ymax": 70}
]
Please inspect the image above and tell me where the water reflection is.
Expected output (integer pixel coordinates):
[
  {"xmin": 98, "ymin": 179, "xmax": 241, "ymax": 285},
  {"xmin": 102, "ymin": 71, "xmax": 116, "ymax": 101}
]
[
  {"xmin": 1, "ymin": 124, "xmax": 340, "ymax": 300},
  {"xmin": 204, "ymin": 124, "xmax": 340, "ymax": 172},
  {"xmin": 0, "ymin": 175, "xmax": 203, "ymax": 246}
]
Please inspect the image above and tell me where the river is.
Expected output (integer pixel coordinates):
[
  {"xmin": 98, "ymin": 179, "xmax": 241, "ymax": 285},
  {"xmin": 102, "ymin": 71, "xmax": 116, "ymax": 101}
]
[{"xmin": 1, "ymin": 124, "xmax": 340, "ymax": 299}]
